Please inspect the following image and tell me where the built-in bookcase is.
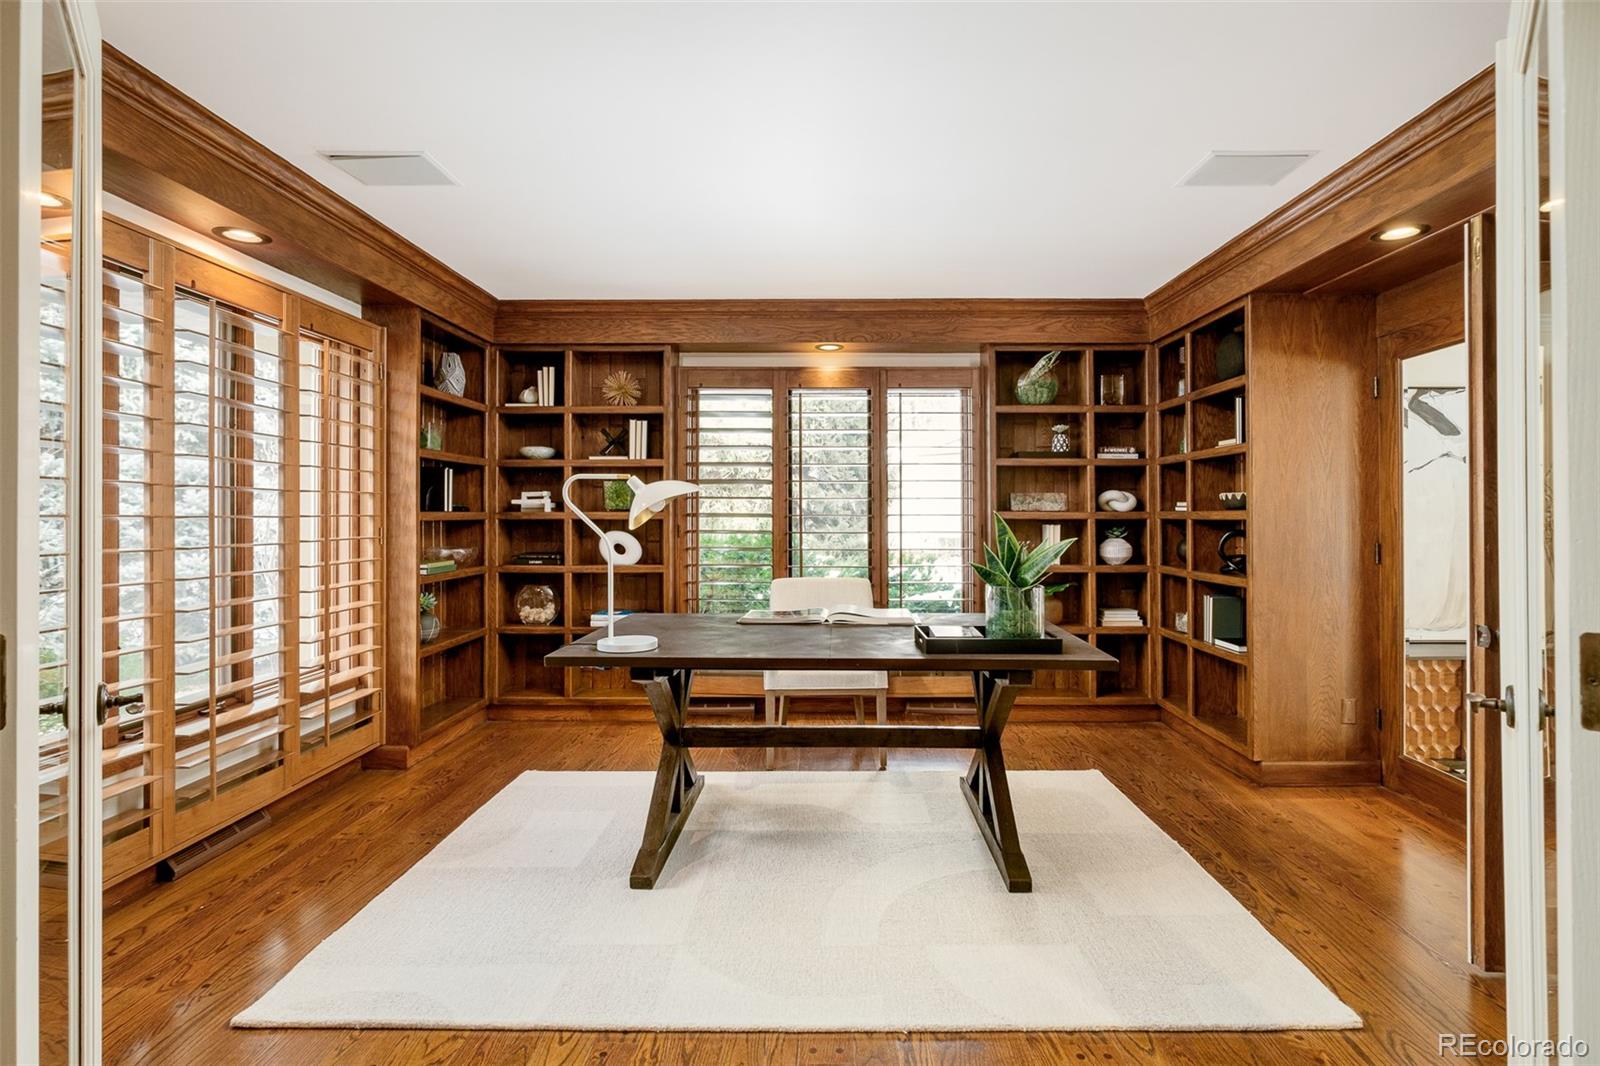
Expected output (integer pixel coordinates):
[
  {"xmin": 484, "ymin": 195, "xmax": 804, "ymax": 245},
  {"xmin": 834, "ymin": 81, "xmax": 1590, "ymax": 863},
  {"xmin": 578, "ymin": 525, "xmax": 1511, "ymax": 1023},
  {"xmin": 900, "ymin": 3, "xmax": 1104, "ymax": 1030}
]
[
  {"xmin": 1154, "ymin": 302, "xmax": 1251, "ymax": 752},
  {"xmin": 489, "ymin": 346, "xmax": 675, "ymax": 706},
  {"xmin": 986, "ymin": 345, "xmax": 1153, "ymax": 704}
]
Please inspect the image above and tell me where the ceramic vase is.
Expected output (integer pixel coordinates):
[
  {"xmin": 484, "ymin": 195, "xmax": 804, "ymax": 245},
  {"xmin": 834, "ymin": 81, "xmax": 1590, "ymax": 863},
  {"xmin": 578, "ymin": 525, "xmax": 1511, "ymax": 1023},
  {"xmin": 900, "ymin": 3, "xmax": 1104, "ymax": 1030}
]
[
  {"xmin": 419, "ymin": 610, "xmax": 442, "ymax": 644},
  {"xmin": 436, "ymin": 351, "xmax": 468, "ymax": 396},
  {"xmin": 1014, "ymin": 375, "xmax": 1059, "ymax": 405},
  {"xmin": 1099, "ymin": 536, "xmax": 1134, "ymax": 566}
]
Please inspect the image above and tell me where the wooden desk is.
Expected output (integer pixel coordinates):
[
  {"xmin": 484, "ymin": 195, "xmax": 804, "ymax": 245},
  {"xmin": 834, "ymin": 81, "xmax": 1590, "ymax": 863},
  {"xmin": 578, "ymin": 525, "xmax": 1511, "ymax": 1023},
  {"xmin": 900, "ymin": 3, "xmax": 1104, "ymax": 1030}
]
[{"xmin": 546, "ymin": 613, "xmax": 1117, "ymax": 892}]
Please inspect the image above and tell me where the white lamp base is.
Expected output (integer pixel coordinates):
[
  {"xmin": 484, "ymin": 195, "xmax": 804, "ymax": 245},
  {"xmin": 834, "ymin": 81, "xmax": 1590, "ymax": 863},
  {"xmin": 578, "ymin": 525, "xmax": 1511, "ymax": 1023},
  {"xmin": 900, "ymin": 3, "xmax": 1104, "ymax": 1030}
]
[{"xmin": 597, "ymin": 633, "xmax": 659, "ymax": 654}]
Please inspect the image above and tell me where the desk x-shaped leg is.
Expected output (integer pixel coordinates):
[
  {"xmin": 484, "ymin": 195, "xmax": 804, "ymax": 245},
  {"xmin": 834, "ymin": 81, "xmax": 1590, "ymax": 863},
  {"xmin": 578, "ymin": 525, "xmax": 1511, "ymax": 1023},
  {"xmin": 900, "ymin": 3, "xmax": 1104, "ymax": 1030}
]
[
  {"xmin": 961, "ymin": 670, "xmax": 1032, "ymax": 892},
  {"xmin": 629, "ymin": 668, "xmax": 702, "ymax": 889}
]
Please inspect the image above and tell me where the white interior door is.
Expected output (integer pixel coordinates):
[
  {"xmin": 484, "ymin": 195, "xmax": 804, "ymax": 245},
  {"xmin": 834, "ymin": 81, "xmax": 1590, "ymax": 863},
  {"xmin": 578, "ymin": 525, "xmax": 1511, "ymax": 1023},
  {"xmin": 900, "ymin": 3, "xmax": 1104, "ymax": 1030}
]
[
  {"xmin": 1497, "ymin": 1, "xmax": 1599, "ymax": 1059},
  {"xmin": 0, "ymin": 1, "xmax": 102, "ymax": 1063},
  {"xmin": 1547, "ymin": 1, "xmax": 1600, "ymax": 1056}
]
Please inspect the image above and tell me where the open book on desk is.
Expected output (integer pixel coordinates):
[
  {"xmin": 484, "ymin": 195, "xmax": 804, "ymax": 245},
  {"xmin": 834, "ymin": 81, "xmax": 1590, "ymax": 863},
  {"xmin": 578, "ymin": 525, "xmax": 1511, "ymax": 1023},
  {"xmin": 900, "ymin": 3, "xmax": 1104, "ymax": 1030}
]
[{"xmin": 737, "ymin": 605, "xmax": 916, "ymax": 626}]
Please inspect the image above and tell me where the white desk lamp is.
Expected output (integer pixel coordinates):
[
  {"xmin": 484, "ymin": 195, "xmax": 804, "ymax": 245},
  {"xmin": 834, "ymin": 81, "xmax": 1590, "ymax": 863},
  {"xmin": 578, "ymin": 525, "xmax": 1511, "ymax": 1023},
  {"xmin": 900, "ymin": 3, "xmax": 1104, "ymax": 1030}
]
[{"xmin": 562, "ymin": 473, "xmax": 700, "ymax": 653}]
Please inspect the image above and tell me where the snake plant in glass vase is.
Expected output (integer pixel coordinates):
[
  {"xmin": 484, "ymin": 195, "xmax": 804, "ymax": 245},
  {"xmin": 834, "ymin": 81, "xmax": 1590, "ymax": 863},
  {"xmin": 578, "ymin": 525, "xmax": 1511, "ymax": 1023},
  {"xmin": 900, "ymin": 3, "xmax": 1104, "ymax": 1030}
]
[{"xmin": 972, "ymin": 515, "xmax": 1077, "ymax": 640}]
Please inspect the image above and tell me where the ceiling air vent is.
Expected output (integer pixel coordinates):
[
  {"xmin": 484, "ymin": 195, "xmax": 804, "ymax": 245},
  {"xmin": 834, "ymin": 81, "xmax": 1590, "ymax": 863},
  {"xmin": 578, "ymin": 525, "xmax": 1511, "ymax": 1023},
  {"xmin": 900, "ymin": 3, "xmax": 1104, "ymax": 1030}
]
[
  {"xmin": 1179, "ymin": 151, "xmax": 1316, "ymax": 188},
  {"xmin": 317, "ymin": 150, "xmax": 456, "ymax": 187}
]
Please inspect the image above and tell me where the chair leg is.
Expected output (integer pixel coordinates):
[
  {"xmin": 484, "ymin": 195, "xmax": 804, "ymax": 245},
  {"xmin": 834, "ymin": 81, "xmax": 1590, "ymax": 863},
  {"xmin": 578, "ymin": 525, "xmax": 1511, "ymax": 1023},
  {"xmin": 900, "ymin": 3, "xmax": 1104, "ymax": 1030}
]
[
  {"xmin": 876, "ymin": 693, "xmax": 888, "ymax": 769},
  {"xmin": 764, "ymin": 694, "xmax": 776, "ymax": 770},
  {"xmin": 853, "ymin": 695, "xmax": 865, "ymax": 724}
]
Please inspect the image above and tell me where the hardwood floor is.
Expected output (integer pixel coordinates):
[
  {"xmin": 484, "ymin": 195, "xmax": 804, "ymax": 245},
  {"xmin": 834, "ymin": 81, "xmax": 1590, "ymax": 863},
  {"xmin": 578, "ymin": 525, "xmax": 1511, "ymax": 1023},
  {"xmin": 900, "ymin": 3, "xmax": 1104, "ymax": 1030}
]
[{"xmin": 102, "ymin": 718, "xmax": 1506, "ymax": 1065}]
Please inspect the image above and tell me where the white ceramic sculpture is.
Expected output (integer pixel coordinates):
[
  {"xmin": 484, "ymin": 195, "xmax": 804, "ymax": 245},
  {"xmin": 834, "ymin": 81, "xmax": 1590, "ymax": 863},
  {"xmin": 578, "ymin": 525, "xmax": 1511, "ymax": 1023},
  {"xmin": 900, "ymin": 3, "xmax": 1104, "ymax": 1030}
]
[
  {"xmin": 436, "ymin": 351, "xmax": 467, "ymax": 396},
  {"xmin": 1096, "ymin": 489, "xmax": 1138, "ymax": 512}
]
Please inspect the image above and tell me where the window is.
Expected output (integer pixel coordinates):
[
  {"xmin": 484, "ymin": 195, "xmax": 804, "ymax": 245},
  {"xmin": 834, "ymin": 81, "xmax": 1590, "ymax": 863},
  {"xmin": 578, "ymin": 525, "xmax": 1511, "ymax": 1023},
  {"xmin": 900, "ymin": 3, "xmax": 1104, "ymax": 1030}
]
[
  {"xmin": 683, "ymin": 368, "xmax": 977, "ymax": 613},
  {"xmin": 887, "ymin": 387, "xmax": 974, "ymax": 613},
  {"xmin": 788, "ymin": 387, "xmax": 871, "ymax": 580},
  {"xmin": 684, "ymin": 383, "xmax": 776, "ymax": 613}
]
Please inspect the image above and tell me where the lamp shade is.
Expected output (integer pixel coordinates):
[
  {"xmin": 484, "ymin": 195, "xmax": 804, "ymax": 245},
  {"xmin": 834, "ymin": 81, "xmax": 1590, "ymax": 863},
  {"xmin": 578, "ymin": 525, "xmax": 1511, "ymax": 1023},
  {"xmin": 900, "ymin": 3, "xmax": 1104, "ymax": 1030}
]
[{"xmin": 626, "ymin": 477, "xmax": 701, "ymax": 530}]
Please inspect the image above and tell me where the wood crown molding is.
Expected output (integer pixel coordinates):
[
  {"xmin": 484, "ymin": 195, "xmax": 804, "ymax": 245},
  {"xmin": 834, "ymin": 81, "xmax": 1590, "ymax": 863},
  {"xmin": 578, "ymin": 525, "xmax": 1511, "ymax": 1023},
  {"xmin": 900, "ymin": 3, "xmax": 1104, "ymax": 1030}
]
[
  {"xmin": 100, "ymin": 45, "xmax": 1492, "ymax": 348},
  {"xmin": 102, "ymin": 44, "xmax": 497, "ymax": 336},
  {"xmin": 494, "ymin": 298, "xmax": 1148, "ymax": 348},
  {"xmin": 1144, "ymin": 66, "xmax": 1495, "ymax": 336}
]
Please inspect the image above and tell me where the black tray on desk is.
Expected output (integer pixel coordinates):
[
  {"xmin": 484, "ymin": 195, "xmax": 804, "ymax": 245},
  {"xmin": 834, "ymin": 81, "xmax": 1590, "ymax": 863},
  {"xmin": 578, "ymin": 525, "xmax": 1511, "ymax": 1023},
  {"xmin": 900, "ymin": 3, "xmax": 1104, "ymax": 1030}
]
[{"xmin": 913, "ymin": 623, "xmax": 1062, "ymax": 656}]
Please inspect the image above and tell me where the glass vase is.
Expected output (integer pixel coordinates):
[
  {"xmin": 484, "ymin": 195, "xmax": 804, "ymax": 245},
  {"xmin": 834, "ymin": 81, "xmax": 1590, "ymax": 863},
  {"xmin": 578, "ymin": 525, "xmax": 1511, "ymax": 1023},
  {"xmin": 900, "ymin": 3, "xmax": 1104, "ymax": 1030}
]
[{"xmin": 985, "ymin": 585, "xmax": 1044, "ymax": 640}]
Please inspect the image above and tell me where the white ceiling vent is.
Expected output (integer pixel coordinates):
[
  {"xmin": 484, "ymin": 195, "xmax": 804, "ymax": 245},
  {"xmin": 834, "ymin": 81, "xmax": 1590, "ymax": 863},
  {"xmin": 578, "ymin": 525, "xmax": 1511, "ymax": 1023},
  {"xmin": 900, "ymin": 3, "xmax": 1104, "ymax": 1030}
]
[
  {"xmin": 317, "ymin": 150, "xmax": 456, "ymax": 186},
  {"xmin": 1179, "ymin": 151, "xmax": 1316, "ymax": 187}
]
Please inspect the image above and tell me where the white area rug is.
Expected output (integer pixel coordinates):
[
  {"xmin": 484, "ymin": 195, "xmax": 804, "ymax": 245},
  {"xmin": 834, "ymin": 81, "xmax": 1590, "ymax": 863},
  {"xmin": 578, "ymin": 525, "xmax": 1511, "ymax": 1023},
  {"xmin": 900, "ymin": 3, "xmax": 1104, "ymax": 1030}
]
[{"xmin": 234, "ymin": 770, "xmax": 1360, "ymax": 1032}]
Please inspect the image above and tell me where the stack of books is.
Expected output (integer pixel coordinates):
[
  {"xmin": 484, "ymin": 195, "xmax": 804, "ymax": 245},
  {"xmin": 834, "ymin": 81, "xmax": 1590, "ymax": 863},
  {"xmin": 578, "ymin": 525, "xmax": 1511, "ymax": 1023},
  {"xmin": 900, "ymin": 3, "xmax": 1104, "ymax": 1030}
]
[
  {"xmin": 1099, "ymin": 607, "xmax": 1144, "ymax": 628},
  {"xmin": 1200, "ymin": 592, "xmax": 1247, "ymax": 653},
  {"xmin": 1096, "ymin": 445, "xmax": 1141, "ymax": 460},
  {"xmin": 627, "ymin": 418, "xmax": 650, "ymax": 459},
  {"xmin": 1173, "ymin": 500, "xmax": 1189, "ymax": 512},
  {"xmin": 1041, "ymin": 522, "xmax": 1063, "ymax": 546},
  {"xmin": 511, "ymin": 366, "xmax": 558, "ymax": 406},
  {"xmin": 512, "ymin": 550, "xmax": 563, "ymax": 566},
  {"xmin": 1216, "ymin": 397, "xmax": 1247, "ymax": 447},
  {"xmin": 419, "ymin": 558, "xmax": 456, "ymax": 577}
]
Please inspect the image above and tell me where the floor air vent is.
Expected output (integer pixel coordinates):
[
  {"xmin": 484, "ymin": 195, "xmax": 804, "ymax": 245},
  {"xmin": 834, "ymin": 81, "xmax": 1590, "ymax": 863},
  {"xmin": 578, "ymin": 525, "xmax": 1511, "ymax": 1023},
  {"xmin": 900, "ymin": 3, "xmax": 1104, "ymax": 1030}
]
[{"xmin": 155, "ymin": 809, "xmax": 271, "ymax": 881}]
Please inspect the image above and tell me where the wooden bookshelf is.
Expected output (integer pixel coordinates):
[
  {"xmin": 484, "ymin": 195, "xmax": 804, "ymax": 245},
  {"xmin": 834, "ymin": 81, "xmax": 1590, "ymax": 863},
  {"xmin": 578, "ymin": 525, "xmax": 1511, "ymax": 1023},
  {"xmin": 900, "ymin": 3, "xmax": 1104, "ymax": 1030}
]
[
  {"xmin": 984, "ymin": 345, "xmax": 1154, "ymax": 704},
  {"xmin": 374, "ymin": 308, "xmax": 492, "ymax": 766},
  {"xmin": 488, "ymin": 346, "xmax": 676, "ymax": 706},
  {"xmin": 1151, "ymin": 294, "xmax": 1384, "ymax": 783}
]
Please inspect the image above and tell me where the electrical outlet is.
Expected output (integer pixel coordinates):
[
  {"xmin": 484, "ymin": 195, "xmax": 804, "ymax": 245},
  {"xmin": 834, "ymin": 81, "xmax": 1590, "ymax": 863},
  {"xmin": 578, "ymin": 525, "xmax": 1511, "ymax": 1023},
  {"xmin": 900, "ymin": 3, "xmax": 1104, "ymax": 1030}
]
[{"xmin": 1342, "ymin": 697, "xmax": 1358, "ymax": 725}]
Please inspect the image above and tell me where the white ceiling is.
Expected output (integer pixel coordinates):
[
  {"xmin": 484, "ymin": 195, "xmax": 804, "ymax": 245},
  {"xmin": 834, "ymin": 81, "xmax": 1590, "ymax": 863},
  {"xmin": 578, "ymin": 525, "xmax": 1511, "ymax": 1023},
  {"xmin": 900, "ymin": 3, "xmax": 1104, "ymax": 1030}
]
[{"xmin": 99, "ymin": 1, "xmax": 1507, "ymax": 300}]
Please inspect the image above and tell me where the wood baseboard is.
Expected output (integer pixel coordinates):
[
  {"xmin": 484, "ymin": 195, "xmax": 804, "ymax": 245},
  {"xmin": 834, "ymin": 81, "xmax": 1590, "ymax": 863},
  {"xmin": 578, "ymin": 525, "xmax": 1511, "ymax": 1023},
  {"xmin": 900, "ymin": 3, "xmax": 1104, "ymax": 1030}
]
[
  {"xmin": 1387, "ymin": 757, "xmax": 1467, "ymax": 826},
  {"xmin": 364, "ymin": 709, "xmax": 488, "ymax": 769},
  {"xmin": 1255, "ymin": 759, "xmax": 1384, "ymax": 787},
  {"xmin": 485, "ymin": 702, "xmax": 1162, "ymax": 725}
]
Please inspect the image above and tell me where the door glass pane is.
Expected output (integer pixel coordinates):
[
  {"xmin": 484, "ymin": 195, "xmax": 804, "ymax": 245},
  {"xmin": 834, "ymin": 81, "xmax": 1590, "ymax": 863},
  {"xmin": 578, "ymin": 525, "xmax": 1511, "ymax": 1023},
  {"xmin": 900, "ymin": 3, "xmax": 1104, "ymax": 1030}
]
[
  {"xmin": 1399, "ymin": 345, "xmax": 1471, "ymax": 778},
  {"xmin": 1536, "ymin": 20, "xmax": 1557, "ymax": 1029},
  {"xmin": 38, "ymin": 3, "xmax": 75, "ymax": 1060}
]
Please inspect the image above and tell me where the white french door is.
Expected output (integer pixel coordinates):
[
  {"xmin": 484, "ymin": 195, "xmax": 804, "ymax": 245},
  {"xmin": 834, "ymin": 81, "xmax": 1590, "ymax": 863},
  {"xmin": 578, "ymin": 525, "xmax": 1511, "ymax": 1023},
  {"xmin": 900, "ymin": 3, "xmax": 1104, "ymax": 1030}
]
[
  {"xmin": 1, "ymin": 0, "xmax": 104, "ymax": 1063},
  {"xmin": 1496, "ymin": 1, "xmax": 1599, "ymax": 1060}
]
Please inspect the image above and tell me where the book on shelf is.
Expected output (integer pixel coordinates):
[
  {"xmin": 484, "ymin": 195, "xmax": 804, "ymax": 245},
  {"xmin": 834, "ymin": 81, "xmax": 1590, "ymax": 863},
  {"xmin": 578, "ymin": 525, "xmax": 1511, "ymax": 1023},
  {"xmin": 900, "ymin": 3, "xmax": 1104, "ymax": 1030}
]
[
  {"xmin": 542, "ymin": 365, "xmax": 555, "ymax": 406},
  {"xmin": 1041, "ymin": 522, "xmax": 1063, "ymax": 547},
  {"xmin": 628, "ymin": 418, "xmax": 649, "ymax": 459},
  {"xmin": 1200, "ymin": 591, "xmax": 1246, "ymax": 650},
  {"xmin": 738, "ymin": 605, "xmax": 916, "ymax": 626},
  {"xmin": 590, "ymin": 609, "xmax": 635, "ymax": 626},
  {"xmin": 1216, "ymin": 398, "xmax": 1247, "ymax": 448},
  {"xmin": 512, "ymin": 550, "xmax": 563, "ymax": 566},
  {"xmin": 1098, "ymin": 608, "xmax": 1144, "ymax": 627},
  {"xmin": 419, "ymin": 559, "xmax": 457, "ymax": 576},
  {"xmin": 420, "ymin": 465, "xmax": 457, "ymax": 512},
  {"xmin": 1096, "ymin": 447, "xmax": 1141, "ymax": 459},
  {"xmin": 1174, "ymin": 501, "xmax": 1189, "ymax": 512}
]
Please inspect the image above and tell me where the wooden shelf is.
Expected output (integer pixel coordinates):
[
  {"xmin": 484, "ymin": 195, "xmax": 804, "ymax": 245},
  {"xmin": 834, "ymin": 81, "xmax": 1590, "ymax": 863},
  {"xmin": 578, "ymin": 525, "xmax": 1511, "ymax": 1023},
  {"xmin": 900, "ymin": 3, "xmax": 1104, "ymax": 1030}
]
[
  {"xmin": 1183, "ymin": 443, "xmax": 1248, "ymax": 463},
  {"xmin": 497, "ymin": 564, "xmax": 567, "ymax": 574},
  {"xmin": 497, "ymin": 404, "xmax": 566, "ymax": 415},
  {"xmin": 1191, "ymin": 570, "xmax": 1248, "ymax": 588},
  {"xmin": 498, "ymin": 458, "xmax": 566, "ymax": 468},
  {"xmin": 569, "ymin": 404, "xmax": 664, "ymax": 415},
  {"xmin": 568, "ymin": 458, "xmax": 664, "ymax": 468},
  {"xmin": 419, "ymin": 385, "xmax": 487, "ymax": 412},
  {"xmin": 1187, "ymin": 510, "xmax": 1248, "ymax": 521},
  {"xmin": 1192, "ymin": 639, "xmax": 1249, "ymax": 665},
  {"xmin": 419, "ymin": 448, "xmax": 487, "ymax": 466},
  {"xmin": 420, "ymin": 695, "xmax": 484, "ymax": 737},
  {"xmin": 995, "ymin": 510, "xmax": 1090, "ymax": 520},
  {"xmin": 498, "ymin": 625, "xmax": 567, "ymax": 636},
  {"xmin": 419, "ymin": 565, "xmax": 487, "ymax": 585},
  {"xmin": 418, "ymin": 627, "xmax": 486, "ymax": 658},
  {"xmin": 496, "ymin": 511, "xmax": 566, "ymax": 520},
  {"xmin": 994, "ymin": 404, "xmax": 1088, "ymax": 415},
  {"xmin": 1181, "ymin": 375, "xmax": 1248, "ymax": 404},
  {"xmin": 420, "ymin": 511, "xmax": 487, "ymax": 521},
  {"xmin": 996, "ymin": 457, "xmax": 1090, "ymax": 466}
]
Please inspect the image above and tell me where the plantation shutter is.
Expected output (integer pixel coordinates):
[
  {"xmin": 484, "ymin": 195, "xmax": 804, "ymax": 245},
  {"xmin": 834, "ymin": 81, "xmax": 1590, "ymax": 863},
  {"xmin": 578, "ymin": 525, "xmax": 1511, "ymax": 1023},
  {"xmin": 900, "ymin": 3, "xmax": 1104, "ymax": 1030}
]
[
  {"xmin": 171, "ymin": 286, "xmax": 292, "ymax": 809},
  {"xmin": 886, "ymin": 386, "xmax": 974, "ymax": 613},
  {"xmin": 684, "ymin": 383, "xmax": 776, "ymax": 613},
  {"xmin": 788, "ymin": 387, "xmax": 872, "ymax": 583},
  {"xmin": 296, "ymin": 328, "xmax": 383, "ymax": 751}
]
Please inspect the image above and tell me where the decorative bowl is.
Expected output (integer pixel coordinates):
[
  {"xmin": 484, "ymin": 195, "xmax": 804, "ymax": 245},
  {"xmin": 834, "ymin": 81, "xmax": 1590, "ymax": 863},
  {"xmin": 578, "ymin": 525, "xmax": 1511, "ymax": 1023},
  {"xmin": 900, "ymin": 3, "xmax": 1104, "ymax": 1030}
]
[
  {"xmin": 420, "ymin": 545, "xmax": 480, "ymax": 567},
  {"xmin": 518, "ymin": 445, "xmax": 558, "ymax": 460},
  {"xmin": 1014, "ymin": 375, "xmax": 1060, "ymax": 405},
  {"xmin": 1219, "ymin": 492, "xmax": 1247, "ymax": 510}
]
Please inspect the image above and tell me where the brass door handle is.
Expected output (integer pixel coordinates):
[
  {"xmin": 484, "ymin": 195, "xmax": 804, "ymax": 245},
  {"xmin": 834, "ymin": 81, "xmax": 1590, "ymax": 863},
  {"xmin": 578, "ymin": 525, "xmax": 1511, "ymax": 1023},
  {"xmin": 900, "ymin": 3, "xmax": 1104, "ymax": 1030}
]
[{"xmin": 1468, "ymin": 686, "xmax": 1515, "ymax": 728}]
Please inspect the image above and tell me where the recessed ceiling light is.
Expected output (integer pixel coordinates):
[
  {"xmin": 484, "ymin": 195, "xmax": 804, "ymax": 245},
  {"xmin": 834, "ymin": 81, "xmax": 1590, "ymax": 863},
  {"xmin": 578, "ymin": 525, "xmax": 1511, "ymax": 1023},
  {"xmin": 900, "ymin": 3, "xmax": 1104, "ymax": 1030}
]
[
  {"xmin": 37, "ymin": 191, "xmax": 68, "ymax": 209},
  {"xmin": 1372, "ymin": 223, "xmax": 1429, "ymax": 242},
  {"xmin": 815, "ymin": 343, "xmax": 843, "ymax": 352},
  {"xmin": 212, "ymin": 226, "xmax": 271, "ymax": 245}
]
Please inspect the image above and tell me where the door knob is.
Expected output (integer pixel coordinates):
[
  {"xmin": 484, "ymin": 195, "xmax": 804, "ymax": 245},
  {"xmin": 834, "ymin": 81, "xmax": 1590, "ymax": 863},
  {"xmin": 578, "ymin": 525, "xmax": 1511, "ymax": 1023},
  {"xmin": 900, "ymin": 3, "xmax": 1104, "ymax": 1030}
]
[{"xmin": 1468, "ymin": 686, "xmax": 1515, "ymax": 728}]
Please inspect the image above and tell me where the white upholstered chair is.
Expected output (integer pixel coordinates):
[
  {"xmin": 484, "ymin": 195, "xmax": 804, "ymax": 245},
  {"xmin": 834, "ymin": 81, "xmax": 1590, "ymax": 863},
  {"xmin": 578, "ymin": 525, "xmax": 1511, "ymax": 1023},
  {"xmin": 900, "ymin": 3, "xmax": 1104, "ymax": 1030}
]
[{"xmin": 763, "ymin": 576, "xmax": 887, "ymax": 770}]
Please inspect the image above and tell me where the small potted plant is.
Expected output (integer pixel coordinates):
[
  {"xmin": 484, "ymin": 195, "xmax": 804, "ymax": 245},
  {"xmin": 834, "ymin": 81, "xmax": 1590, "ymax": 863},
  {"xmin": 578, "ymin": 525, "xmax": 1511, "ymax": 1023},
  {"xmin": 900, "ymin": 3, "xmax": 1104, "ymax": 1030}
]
[
  {"xmin": 419, "ymin": 591, "xmax": 441, "ymax": 644},
  {"xmin": 1099, "ymin": 525, "xmax": 1134, "ymax": 566},
  {"xmin": 972, "ymin": 515, "xmax": 1077, "ymax": 639}
]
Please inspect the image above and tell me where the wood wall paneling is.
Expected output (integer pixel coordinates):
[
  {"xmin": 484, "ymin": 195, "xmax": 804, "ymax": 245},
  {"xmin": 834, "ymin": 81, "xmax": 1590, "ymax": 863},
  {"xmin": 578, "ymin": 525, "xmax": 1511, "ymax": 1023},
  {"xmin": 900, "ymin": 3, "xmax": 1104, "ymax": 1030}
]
[
  {"xmin": 495, "ymin": 299, "xmax": 1149, "ymax": 349},
  {"xmin": 1247, "ymin": 294, "xmax": 1383, "ymax": 770}
]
